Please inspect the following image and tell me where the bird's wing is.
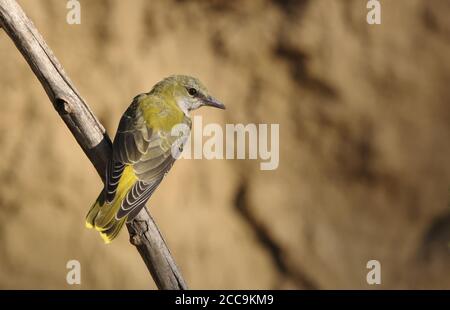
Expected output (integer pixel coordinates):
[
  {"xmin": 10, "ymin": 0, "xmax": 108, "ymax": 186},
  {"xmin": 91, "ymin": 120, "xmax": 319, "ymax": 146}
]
[
  {"xmin": 104, "ymin": 160, "xmax": 125, "ymax": 203},
  {"xmin": 104, "ymin": 94, "xmax": 151, "ymax": 204},
  {"xmin": 109, "ymin": 94, "xmax": 190, "ymax": 220},
  {"xmin": 113, "ymin": 94, "xmax": 153, "ymax": 165},
  {"xmin": 115, "ymin": 130, "xmax": 183, "ymax": 220}
]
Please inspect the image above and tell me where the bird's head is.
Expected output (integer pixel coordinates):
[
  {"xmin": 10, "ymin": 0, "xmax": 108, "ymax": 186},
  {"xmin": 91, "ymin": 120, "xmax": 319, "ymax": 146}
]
[{"xmin": 152, "ymin": 75, "xmax": 225, "ymax": 114}]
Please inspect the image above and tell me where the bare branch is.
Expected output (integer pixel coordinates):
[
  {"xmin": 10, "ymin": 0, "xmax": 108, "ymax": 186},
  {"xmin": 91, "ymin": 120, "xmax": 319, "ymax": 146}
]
[{"xmin": 0, "ymin": 0, "xmax": 186, "ymax": 290}]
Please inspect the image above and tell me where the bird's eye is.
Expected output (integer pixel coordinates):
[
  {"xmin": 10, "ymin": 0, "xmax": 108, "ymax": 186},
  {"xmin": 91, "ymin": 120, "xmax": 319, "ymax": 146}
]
[{"xmin": 187, "ymin": 88, "xmax": 198, "ymax": 96}]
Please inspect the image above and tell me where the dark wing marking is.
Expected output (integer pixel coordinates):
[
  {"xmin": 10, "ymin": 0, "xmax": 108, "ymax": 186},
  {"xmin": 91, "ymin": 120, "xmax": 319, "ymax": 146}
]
[
  {"xmin": 115, "ymin": 134, "xmax": 180, "ymax": 221},
  {"xmin": 132, "ymin": 130, "xmax": 185, "ymax": 181},
  {"xmin": 104, "ymin": 94, "xmax": 151, "ymax": 203},
  {"xmin": 115, "ymin": 178, "xmax": 163, "ymax": 220},
  {"xmin": 104, "ymin": 160, "xmax": 125, "ymax": 204},
  {"xmin": 113, "ymin": 97, "xmax": 152, "ymax": 165}
]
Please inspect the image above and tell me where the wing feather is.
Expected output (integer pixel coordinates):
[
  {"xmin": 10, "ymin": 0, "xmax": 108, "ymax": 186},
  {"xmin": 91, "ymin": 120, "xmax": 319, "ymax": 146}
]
[
  {"xmin": 106, "ymin": 93, "xmax": 191, "ymax": 220},
  {"xmin": 105, "ymin": 94, "xmax": 149, "ymax": 203},
  {"xmin": 104, "ymin": 160, "xmax": 125, "ymax": 203},
  {"xmin": 116, "ymin": 178, "xmax": 163, "ymax": 220}
]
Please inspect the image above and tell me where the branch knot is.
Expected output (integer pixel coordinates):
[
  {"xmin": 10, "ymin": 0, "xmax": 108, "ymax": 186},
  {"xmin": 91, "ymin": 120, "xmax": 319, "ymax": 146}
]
[{"xmin": 55, "ymin": 98, "xmax": 72, "ymax": 114}]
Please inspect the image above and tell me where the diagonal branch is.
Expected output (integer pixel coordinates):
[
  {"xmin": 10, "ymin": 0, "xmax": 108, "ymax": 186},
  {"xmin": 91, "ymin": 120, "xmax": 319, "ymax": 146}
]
[{"xmin": 0, "ymin": 0, "xmax": 186, "ymax": 290}]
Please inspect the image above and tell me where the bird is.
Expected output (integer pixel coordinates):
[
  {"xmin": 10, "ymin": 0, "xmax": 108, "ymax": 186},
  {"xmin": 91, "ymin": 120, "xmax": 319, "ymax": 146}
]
[{"xmin": 86, "ymin": 75, "xmax": 225, "ymax": 243}]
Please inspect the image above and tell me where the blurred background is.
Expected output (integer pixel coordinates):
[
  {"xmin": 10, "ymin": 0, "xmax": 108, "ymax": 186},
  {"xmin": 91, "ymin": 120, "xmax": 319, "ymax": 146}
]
[{"xmin": 0, "ymin": 0, "xmax": 449, "ymax": 289}]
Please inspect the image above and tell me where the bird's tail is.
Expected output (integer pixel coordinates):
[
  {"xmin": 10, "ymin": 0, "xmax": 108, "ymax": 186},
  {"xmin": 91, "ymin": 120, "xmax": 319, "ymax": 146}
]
[{"xmin": 85, "ymin": 165, "xmax": 137, "ymax": 243}]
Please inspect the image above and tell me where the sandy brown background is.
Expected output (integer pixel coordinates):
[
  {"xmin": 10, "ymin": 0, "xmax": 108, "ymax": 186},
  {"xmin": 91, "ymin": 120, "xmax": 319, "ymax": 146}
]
[{"xmin": 0, "ymin": 0, "xmax": 449, "ymax": 289}]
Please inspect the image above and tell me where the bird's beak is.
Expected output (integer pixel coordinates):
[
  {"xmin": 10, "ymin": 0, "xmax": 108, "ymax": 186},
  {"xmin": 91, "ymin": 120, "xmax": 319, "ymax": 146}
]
[{"xmin": 202, "ymin": 96, "xmax": 226, "ymax": 110}]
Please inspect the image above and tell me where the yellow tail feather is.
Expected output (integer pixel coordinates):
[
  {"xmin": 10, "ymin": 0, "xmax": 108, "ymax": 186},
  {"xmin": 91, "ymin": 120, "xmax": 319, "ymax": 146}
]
[{"xmin": 85, "ymin": 165, "xmax": 138, "ymax": 243}]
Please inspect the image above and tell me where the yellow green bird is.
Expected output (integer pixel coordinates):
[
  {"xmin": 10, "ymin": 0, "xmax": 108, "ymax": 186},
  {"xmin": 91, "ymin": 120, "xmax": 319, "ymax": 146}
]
[{"xmin": 86, "ymin": 75, "xmax": 225, "ymax": 243}]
